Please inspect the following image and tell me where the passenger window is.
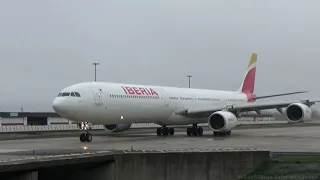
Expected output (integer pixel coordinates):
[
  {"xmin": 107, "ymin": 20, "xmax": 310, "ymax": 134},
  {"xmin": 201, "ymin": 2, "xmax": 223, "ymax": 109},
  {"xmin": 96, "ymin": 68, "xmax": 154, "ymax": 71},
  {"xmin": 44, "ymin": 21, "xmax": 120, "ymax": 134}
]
[
  {"xmin": 71, "ymin": 92, "xmax": 75, "ymax": 97},
  {"xmin": 62, "ymin": 92, "xmax": 70, "ymax": 96},
  {"xmin": 75, "ymin": 92, "xmax": 81, "ymax": 97}
]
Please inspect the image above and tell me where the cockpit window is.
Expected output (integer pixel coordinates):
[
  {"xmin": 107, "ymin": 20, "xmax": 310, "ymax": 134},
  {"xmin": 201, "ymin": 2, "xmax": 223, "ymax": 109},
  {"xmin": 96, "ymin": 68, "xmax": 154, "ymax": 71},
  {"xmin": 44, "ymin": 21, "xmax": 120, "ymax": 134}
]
[
  {"xmin": 58, "ymin": 92, "xmax": 80, "ymax": 97},
  {"xmin": 61, "ymin": 92, "xmax": 70, "ymax": 96}
]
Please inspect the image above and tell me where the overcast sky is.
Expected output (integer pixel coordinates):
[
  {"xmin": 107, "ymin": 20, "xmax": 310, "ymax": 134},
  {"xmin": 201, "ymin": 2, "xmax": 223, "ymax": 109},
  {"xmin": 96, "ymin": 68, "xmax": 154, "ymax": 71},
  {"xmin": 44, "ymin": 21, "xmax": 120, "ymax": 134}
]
[{"xmin": 0, "ymin": 0, "xmax": 320, "ymax": 112}]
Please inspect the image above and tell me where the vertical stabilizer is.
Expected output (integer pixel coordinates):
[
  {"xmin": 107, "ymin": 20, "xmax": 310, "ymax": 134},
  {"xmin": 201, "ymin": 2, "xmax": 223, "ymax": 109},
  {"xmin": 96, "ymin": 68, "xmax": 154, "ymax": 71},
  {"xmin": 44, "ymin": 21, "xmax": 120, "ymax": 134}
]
[
  {"xmin": 237, "ymin": 53, "xmax": 257, "ymax": 94},
  {"xmin": 237, "ymin": 53, "xmax": 308, "ymax": 101}
]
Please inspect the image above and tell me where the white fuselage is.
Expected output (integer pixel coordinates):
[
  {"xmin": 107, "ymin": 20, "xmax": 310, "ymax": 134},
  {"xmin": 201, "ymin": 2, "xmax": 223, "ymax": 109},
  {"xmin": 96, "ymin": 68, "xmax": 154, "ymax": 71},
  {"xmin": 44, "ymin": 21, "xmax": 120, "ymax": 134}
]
[{"xmin": 52, "ymin": 82, "xmax": 249, "ymax": 125}]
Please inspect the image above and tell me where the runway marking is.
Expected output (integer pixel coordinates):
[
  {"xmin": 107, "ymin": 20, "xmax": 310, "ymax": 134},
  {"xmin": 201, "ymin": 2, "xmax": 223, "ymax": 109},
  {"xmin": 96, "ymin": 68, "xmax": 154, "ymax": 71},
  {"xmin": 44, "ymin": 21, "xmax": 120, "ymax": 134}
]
[{"xmin": 0, "ymin": 149, "xmax": 26, "ymax": 153}]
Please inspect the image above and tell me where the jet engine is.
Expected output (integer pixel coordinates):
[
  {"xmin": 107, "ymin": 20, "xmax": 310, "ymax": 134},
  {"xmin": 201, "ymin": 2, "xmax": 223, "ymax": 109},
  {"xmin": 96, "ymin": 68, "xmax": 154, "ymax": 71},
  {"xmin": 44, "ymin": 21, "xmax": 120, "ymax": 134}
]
[
  {"xmin": 208, "ymin": 111, "xmax": 237, "ymax": 132},
  {"xmin": 285, "ymin": 103, "xmax": 312, "ymax": 122},
  {"xmin": 103, "ymin": 124, "xmax": 132, "ymax": 132}
]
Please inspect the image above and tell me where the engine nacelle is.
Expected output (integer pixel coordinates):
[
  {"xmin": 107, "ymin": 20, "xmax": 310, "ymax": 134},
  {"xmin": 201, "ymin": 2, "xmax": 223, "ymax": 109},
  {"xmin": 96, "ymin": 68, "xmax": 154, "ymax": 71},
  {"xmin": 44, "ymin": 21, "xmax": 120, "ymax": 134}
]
[
  {"xmin": 208, "ymin": 111, "xmax": 238, "ymax": 132},
  {"xmin": 103, "ymin": 123, "xmax": 132, "ymax": 132},
  {"xmin": 285, "ymin": 103, "xmax": 312, "ymax": 122}
]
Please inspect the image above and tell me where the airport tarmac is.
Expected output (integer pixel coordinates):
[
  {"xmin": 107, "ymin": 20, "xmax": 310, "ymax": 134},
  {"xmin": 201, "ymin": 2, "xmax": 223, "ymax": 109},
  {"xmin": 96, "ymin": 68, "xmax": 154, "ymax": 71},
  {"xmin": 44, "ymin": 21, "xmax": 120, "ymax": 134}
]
[
  {"xmin": 1, "ymin": 121, "xmax": 319, "ymax": 141},
  {"xmin": 0, "ymin": 125, "xmax": 320, "ymax": 159}
]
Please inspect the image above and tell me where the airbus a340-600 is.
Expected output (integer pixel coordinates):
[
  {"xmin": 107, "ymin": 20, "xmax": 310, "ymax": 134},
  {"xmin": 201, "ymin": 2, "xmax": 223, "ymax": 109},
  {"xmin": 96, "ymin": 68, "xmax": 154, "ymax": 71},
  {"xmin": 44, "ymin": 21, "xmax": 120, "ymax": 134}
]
[{"xmin": 52, "ymin": 53, "xmax": 319, "ymax": 142}]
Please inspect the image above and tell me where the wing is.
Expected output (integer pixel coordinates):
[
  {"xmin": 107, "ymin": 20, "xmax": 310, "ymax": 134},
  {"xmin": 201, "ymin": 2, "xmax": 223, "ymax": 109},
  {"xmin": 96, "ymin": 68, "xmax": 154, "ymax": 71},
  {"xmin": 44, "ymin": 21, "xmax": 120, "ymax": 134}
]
[
  {"xmin": 175, "ymin": 99, "xmax": 320, "ymax": 118},
  {"xmin": 253, "ymin": 91, "xmax": 307, "ymax": 100}
]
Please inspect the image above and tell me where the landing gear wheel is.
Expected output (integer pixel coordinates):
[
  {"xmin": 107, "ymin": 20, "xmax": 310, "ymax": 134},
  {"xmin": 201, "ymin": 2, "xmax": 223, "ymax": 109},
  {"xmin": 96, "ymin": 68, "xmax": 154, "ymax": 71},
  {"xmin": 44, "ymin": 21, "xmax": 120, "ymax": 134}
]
[
  {"xmin": 162, "ymin": 128, "xmax": 169, "ymax": 136},
  {"xmin": 187, "ymin": 128, "xmax": 192, "ymax": 136},
  {"xmin": 79, "ymin": 121, "xmax": 93, "ymax": 142},
  {"xmin": 156, "ymin": 128, "xmax": 162, "ymax": 136},
  {"xmin": 186, "ymin": 126, "xmax": 203, "ymax": 136},
  {"xmin": 156, "ymin": 126, "xmax": 175, "ymax": 136},
  {"xmin": 79, "ymin": 133, "xmax": 92, "ymax": 142},
  {"xmin": 86, "ymin": 133, "xmax": 92, "ymax": 142},
  {"xmin": 169, "ymin": 128, "xmax": 174, "ymax": 135},
  {"xmin": 197, "ymin": 127, "xmax": 203, "ymax": 136},
  {"xmin": 80, "ymin": 133, "xmax": 86, "ymax": 142}
]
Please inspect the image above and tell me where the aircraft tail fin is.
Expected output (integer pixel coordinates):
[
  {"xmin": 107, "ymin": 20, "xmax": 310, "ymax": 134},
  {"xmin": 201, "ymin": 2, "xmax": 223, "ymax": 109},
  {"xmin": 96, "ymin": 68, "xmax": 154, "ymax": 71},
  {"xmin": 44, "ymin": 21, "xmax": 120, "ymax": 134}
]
[
  {"xmin": 237, "ymin": 53, "xmax": 257, "ymax": 94},
  {"xmin": 237, "ymin": 53, "xmax": 308, "ymax": 101}
]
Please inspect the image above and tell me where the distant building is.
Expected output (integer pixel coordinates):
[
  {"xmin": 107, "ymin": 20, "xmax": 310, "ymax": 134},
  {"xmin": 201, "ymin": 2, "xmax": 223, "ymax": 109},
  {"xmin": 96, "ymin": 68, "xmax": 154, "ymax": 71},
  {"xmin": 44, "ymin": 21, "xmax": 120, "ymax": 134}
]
[{"xmin": 0, "ymin": 112, "xmax": 71, "ymax": 126}]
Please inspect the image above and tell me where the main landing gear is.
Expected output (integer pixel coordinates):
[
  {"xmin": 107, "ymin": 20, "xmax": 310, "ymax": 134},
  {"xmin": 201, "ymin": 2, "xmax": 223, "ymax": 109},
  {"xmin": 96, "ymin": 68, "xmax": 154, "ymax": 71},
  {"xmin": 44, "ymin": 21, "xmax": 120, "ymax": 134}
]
[
  {"xmin": 156, "ymin": 126, "xmax": 174, "ymax": 136},
  {"xmin": 79, "ymin": 122, "xmax": 92, "ymax": 142},
  {"xmin": 213, "ymin": 131, "xmax": 231, "ymax": 136},
  {"xmin": 187, "ymin": 124, "xmax": 203, "ymax": 136}
]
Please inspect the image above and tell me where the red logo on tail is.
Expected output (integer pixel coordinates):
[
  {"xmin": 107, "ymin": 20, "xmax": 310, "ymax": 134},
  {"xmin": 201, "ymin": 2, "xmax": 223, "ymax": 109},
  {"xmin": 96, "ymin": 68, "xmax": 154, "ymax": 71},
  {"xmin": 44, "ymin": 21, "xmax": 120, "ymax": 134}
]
[
  {"xmin": 241, "ymin": 67, "xmax": 256, "ymax": 94},
  {"xmin": 239, "ymin": 53, "xmax": 257, "ymax": 101}
]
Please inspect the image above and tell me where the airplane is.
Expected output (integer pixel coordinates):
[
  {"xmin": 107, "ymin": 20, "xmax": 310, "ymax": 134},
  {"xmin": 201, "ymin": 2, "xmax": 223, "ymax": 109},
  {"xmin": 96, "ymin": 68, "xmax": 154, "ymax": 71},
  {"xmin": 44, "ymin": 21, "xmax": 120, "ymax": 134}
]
[{"xmin": 52, "ymin": 53, "xmax": 319, "ymax": 142}]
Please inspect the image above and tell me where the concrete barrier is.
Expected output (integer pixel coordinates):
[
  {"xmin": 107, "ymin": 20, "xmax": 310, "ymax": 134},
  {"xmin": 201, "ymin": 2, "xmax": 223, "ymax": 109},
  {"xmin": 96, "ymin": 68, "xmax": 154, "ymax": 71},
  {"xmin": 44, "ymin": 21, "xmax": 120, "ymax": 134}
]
[
  {"xmin": 114, "ymin": 151, "xmax": 268, "ymax": 180},
  {"xmin": 0, "ymin": 148, "xmax": 270, "ymax": 180}
]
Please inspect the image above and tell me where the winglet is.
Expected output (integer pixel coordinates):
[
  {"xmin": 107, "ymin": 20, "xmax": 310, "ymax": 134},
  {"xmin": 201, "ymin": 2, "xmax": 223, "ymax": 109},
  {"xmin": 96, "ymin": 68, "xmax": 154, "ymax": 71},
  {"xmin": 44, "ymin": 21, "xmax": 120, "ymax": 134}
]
[{"xmin": 237, "ymin": 53, "xmax": 257, "ymax": 94}]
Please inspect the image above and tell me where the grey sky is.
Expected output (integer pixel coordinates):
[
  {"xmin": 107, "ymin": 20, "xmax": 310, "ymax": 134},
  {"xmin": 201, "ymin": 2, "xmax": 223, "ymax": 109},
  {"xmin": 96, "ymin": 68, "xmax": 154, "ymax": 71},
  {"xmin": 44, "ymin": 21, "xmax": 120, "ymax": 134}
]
[{"xmin": 0, "ymin": 0, "xmax": 320, "ymax": 112}]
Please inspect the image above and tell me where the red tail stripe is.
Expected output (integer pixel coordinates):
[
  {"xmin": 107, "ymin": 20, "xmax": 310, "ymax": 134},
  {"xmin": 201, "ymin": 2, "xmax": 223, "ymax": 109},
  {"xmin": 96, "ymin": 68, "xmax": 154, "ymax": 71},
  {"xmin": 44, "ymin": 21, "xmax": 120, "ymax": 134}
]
[{"xmin": 241, "ymin": 67, "xmax": 256, "ymax": 94}]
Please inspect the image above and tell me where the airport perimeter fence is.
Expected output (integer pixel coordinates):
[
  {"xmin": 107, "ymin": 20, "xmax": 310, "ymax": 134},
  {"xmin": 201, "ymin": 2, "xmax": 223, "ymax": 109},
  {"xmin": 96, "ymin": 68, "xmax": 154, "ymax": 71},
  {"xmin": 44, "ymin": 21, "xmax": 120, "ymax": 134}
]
[
  {"xmin": 270, "ymin": 152, "xmax": 320, "ymax": 157},
  {"xmin": 269, "ymin": 151, "xmax": 320, "ymax": 162},
  {"xmin": 0, "ymin": 118, "xmax": 287, "ymax": 133}
]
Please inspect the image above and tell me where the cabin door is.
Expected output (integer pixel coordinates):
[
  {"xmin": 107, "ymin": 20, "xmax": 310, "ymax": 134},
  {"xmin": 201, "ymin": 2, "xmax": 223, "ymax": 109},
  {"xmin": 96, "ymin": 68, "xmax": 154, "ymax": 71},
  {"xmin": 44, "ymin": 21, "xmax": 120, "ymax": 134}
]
[
  {"xmin": 161, "ymin": 90, "xmax": 169, "ymax": 107},
  {"xmin": 93, "ymin": 88, "xmax": 103, "ymax": 106}
]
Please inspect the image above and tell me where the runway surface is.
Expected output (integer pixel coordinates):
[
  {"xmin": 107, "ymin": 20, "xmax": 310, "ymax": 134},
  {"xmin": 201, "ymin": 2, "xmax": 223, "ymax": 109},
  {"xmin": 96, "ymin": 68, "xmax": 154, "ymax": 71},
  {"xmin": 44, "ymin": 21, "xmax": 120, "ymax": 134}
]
[
  {"xmin": 0, "ymin": 125, "xmax": 320, "ymax": 160},
  {"xmin": 1, "ymin": 121, "xmax": 319, "ymax": 141}
]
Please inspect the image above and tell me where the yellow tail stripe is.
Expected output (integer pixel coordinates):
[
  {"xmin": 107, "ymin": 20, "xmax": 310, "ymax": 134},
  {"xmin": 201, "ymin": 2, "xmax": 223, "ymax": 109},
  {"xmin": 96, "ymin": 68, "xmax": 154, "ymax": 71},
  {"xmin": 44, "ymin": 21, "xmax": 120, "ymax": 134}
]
[{"xmin": 247, "ymin": 53, "xmax": 257, "ymax": 68}]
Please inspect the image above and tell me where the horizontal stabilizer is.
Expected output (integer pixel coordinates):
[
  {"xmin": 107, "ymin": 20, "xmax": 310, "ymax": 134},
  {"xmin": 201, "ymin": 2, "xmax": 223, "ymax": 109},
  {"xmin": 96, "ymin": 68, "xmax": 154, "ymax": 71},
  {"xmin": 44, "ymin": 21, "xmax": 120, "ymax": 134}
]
[{"xmin": 253, "ymin": 91, "xmax": 308, "ymax": 100}]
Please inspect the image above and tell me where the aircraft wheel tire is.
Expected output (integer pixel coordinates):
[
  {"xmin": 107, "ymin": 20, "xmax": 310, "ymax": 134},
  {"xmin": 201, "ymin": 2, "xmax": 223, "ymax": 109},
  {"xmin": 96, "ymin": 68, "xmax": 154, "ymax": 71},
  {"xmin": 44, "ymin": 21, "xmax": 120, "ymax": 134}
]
[
  {"xmin": 80, "ymin": 133, "xmax": 86, "ymax": 142},
  {"xmin": 156, "ymin": 128, "xmax": 162, "ymax": 136},
  {"xmin": 86, "ymin": 133, "xmax": 92, "ymax": 142},
  {"xmin": 192, "ymin": 127, "xmax": 198, "ymax": 136},
  {"xmin": 162, "ymin": 128, "xmax": 169, "ymax": 136},
  {"xmin": 187, "ymin": 127, "xmax": 192, "ymax": 136},
  {"xmin": 197, "ymin": 127, "xmax": 203, "ymax": 136},
  {"xmin": 169, "ymin": 128, "xmax": 174, "ymax": 135}
]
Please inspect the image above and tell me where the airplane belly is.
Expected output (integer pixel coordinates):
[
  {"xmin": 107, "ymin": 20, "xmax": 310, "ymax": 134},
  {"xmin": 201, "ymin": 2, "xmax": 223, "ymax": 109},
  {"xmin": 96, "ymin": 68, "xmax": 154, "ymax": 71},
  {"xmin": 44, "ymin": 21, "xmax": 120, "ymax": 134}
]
[
  {"xmin": 164, "ymin": 112, "xmax": 207, "ymax": 125},
  {"xmin": 97, "ymin": 100, "xmax": 171, "ymax": 124},
  {"xmin": 126, "ymin": 102, "xmax": 171, "ymax": 123}
]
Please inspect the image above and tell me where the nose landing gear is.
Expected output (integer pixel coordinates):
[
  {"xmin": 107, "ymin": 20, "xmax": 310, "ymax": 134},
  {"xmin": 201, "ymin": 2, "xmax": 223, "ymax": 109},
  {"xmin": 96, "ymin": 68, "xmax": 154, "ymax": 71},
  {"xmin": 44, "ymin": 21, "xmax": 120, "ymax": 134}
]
[
  {"xmin": 80, "ymin": 132, "xmax": 92, "ymax": 142},
  {"xmin": 78, "ymin": 122, "xmax": 92, "ymax": 142}
]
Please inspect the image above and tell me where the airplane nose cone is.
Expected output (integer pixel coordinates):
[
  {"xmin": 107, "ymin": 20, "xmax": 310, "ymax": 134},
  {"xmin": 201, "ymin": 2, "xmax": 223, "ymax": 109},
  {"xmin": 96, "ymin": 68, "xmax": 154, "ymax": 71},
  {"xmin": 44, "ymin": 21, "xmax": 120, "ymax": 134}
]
[
  {"xmin": 52, "ymin": 98, "xmax": 66, "ymax": 114},
  {"xmin": 52, "ymin": 98, "xmax": 59, "ymax": 112},
  {"xmin": 52, "ymin": 97, "xmax": 78, "ymax": 120}
]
